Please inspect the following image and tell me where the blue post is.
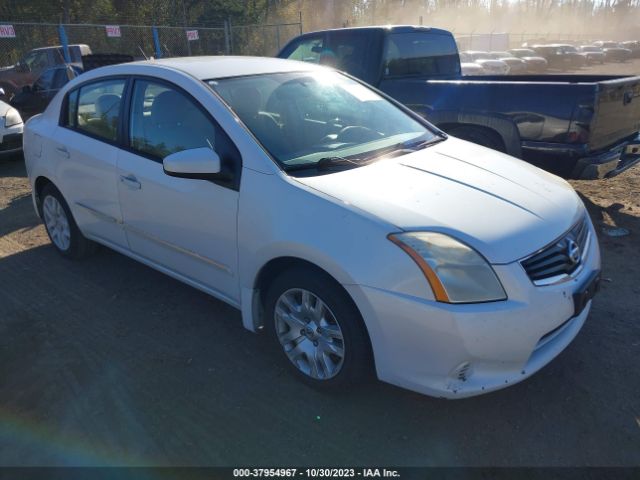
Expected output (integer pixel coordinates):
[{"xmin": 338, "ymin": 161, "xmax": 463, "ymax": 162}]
[
  {"xmin": 152, "ymin": 27, "xmax": 162, "ymax": 59},
  {"xmin": 58, "ymin": 24, "xmax": 71, "ymax": 63}
]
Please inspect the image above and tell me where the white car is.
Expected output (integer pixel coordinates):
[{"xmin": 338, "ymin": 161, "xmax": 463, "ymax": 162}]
[
  {"xmin": 463, "ymin": 51, "xmax": 511, "ymax": 75},
  {"xmin": 0, "ymin": 91, "xmax": 23, "ymax": 156},
  {"xmin": 24, "ymin": 57, "xmax": 601, "ymax": 398},
  {"xmin": 458, "ymin": 53, "xmax": 485, "ymax": 76}
]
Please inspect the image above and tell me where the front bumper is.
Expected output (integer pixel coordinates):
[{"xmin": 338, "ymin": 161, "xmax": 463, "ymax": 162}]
[
  {"xmin": 0, "ymin": 123, "xmax": 24, "ymax": 155},
  {"xmin": 346, "ymin": 219, "xmax": 601, "ymax": 399}
]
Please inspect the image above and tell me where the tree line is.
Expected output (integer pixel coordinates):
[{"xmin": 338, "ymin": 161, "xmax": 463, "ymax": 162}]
[{"xmin": 1, "ymin": 0, "xmax": 639, "ymax": 37}]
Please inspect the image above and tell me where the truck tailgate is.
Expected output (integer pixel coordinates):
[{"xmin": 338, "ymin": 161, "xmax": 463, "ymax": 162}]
[{"xmin": 590, "ymin": 76, "xmax": 640, "ymax": 151}]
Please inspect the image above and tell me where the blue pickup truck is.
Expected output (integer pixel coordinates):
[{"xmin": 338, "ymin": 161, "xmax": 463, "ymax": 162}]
[{"xmin": 277, "ymin": 26, "xmax": 640, "ymax": 178}]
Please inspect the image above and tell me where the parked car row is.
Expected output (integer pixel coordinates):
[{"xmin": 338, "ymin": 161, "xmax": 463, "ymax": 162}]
[
  {"xmin": 460, "ymin": 40, "xmax": 640, "ymax": 75},
  {"xmin": 460, "ymin": 50, "xmax": 547, "ymax": 75}
]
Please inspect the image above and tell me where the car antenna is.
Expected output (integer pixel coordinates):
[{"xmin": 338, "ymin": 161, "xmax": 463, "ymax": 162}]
[{"xmin": 138, "ymin": 46, "xmax": 149, "ymax": 60}]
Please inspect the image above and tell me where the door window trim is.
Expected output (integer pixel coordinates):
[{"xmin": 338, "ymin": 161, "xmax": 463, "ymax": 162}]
[
  {"xmin": 121, "ymin": 75, "xmax": 243, "ymax": 191},
  {"xmin": 59, "ymin": 73, "xmax": 243, "ymax": 191},
  {"xmin": 59, "ymin": 75, "xmax": 131, "ymax": 148}
]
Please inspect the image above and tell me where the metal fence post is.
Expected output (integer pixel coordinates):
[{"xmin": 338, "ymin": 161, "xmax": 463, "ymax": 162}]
[
  {"xmin": 276, "ymin": 25, "xmax": 280, "ymax": 51},
  {"xmin": 299, "ymin": 11, "xmax": 303, "ymax": 34},
  {"xmin": 223, "ymin": 20, "xmax": 230, "ymax": 54},
  {"xmin": 152, "ymin": 26, "xmax": 162, "ymax": 58},
  {"xmin": 58, "ymin": 24, "xmax": 71, "ymax": 63}
]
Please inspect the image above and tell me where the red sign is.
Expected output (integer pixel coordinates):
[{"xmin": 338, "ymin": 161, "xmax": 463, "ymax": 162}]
[
  {"xmin": 0, "ymin": 25, "xmax": 16, "ymax": 38},
  {"xmin": 105, "ymin": 25, "xmax": 121, "ymax": 38},
  {"xmin": 186, "ymin": 30, "xmax": 199, "ymax": 41}
]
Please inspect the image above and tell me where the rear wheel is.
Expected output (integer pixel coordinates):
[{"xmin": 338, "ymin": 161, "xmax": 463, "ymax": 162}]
[
  {"xmin": 264, "ymin": 267, "xmax": 372, "ymax": 389},
  {"xmin": 40, "ymin": 183, "xmax": 95, "ymax": 259},
  {"xmin": 447, "ymin": 125, "xmax": 506, "ymax": 152}
]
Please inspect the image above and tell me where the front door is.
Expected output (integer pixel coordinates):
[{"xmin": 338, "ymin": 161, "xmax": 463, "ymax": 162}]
[{"xmin": 116, "ymin": 78, "xmax": 241, "ymax": 303}]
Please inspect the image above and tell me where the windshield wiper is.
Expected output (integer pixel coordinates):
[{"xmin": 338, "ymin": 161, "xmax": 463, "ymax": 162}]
[
  {"xmin": 283, "ymin": 155, "xmax": 365, "ymax": 172},
  {"xmin": 283, "ymin": 136, "xmax": 447, "ymax": 173},
  {"xmin": 359, "ymin": 136, "xmax": 446, "ymax": 162}
]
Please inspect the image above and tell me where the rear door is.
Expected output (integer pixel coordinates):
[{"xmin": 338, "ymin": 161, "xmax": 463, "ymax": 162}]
[
  {"xmin": 590, "ymin": 76, "xmax": 640, "ymax": 151},
  {"xmin": 116, "ymin": 78, "xmax": 241, "ymax": 303},
  {"xmin": 54, "ymin": 77, "xmax": 128, "ymax": 248}
]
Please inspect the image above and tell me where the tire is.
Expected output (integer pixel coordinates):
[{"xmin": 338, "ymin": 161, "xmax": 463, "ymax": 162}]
[
  {"xmin": 40, "ymin": 183, "xmax": 95, "ymax": 259},
  {"xmin": 447, "ymin": 125, "xmax": 506, "ymax": 152},
  {"xmin": 264, "ymin": 266, "xmax": 372, "ymax": 389}
]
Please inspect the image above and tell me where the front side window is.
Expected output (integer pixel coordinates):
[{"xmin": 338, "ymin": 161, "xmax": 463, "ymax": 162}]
[
  {"xmin": 129, "ymin": 80, "xmax": 218, "ymax": 159},
  {"xmin": 74, "ymin": 79, "xmax": 126, "ymax": 142},
  {"xmin": 209, "ymin": 71, "xmax": 439, "ymax": 173},
  {"xmin": 383, "ymin": 32, "xmax": 460, "ymax": 77}
]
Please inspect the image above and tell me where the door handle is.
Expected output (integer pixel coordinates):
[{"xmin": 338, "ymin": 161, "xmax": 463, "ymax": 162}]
[
  {"xmin": 55, "ymin": 146, "xmax": 70, "ymax": 158},
  {"xmin": 120, "ymin": 174, "xmax": 141, "ymax": 190}
]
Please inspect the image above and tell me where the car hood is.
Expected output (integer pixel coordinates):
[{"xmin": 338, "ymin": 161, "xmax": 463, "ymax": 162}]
[{"xmin": 294, "ymin": 138, "xmax": 584, "ymax": 264}]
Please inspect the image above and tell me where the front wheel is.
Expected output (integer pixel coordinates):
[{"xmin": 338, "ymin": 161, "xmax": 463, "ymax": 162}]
[
  {"xmin": 264, "ymin": 267, "xmax": 372, "ymax": 389},
  {"xmin": 40, "ymin": 183, "xmax": 95, "ymax": 259}
]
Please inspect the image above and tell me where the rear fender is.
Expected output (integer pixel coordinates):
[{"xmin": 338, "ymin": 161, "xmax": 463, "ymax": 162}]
[{"xmin": 426, "ymin": 111, "xmax": 522, "ymax": 158}]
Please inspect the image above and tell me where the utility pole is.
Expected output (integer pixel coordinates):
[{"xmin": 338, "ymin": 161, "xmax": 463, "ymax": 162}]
[
  {"xmin": 181, "ymin": 0, "xmax": 192, "ymax": 56},
  {"xmin": 63, "ymin": 0, "xmax": 70, "ymax": 23}
]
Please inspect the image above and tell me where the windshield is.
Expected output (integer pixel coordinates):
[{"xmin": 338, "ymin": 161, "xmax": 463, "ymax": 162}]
[{"xmin": 208, "ymin": 71, "xmax": 437, "ymax": 171}]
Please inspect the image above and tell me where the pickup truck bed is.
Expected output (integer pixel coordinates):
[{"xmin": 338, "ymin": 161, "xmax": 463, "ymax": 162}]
[{"xmin": 381, "ymin": 74, "xmax": 640, "ymax": 178}]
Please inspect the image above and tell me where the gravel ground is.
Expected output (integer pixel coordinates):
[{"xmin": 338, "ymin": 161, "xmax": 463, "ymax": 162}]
[{"xmin": 0, "ymin": 151, "xmax": 639, "ymax": 466}]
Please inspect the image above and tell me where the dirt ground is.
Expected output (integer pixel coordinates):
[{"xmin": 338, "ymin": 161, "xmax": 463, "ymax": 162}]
[{"xmin": 1, "ymin": 153, "xmax": 639, "ymax": 467}]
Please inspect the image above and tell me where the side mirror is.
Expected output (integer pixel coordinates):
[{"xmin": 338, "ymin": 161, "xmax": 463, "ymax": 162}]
[{"xmin": 163, "ymin": 147, "xmax": 221, "ymax": 179}]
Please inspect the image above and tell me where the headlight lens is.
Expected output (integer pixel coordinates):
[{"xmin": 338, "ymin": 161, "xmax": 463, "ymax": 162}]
[
  {"xmin": 389, "ymin": 232, "xmax": 507, "ymax": 303},
  {"xmin": 4, "ymin": 108, "xmax": 22, "ymax": 128}
]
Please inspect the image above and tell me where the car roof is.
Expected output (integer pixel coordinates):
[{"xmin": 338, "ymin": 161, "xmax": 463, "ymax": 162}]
[
  {"xmin": 125, "ymin": 56, "xmax": 322, "ymax": 80},
  {"xmin": 297, "ymin": 25, "xmax": 452, "ymax": 37},
  {"xmin": 32, "ymin": 44, "xmax": 88, "ymax": 52}
]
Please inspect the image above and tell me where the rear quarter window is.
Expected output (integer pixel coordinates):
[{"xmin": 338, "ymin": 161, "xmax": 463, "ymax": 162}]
[{"xmin": 384, "ymin": 32, "xmax": 460, "ymax": 77}]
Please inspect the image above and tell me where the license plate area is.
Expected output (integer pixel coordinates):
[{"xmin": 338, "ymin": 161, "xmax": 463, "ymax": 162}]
[{"xmin": 573, "ymin": 271, "xmax": 600, "ymax": 316}]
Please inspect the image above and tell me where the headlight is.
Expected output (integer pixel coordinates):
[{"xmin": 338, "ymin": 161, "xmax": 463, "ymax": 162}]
[
  {"xmin": 4, "ymin": 108, "xmax": 22, "ymax": 128},
  {"xmin": 389, "ymin": 232, "xmax": 507, "ymax": 303}
]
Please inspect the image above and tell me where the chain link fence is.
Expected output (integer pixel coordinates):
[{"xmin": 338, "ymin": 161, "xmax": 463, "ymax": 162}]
[{"xmin": 0, "ymin": 20, "xmax": 303, "ymax": 68}]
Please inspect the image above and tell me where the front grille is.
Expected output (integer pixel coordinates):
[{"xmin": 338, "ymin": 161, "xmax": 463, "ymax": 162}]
[{"xmin": 521, "ymin": 217, "xmax": 590, "ymax": 284}]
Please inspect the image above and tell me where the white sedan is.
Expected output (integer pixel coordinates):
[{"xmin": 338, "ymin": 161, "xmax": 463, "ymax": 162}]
[
  {"xmin": 0, "ymin": 92, "xmax": 23, "ymax": 156},
  {"xmin": 24, "ymin": 57, "xmax": 601, "ymax": 398}
]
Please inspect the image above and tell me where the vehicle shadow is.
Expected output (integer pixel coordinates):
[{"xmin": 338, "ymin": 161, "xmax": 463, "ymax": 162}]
[
  {"xmin": 0, "ymin": 190, "xmax": 40, "ymax": 239},
  {"xmin": 577, "ymin": 191, "xmax": 638, "ymax": 246},
  {"xmin": 0, "ymin": 153, "xmax": 26, "ymax": 178}
]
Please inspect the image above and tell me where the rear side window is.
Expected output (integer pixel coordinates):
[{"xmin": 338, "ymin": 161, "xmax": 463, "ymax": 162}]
[
  {"xmin": 281, "ymin": 36, "xmax": 324, "ymax": 64},
  {"xmin": 67, "ymin": 79, "xmax": 126, "ymax": 142},
  {"xmin": 384, "ymin": 32, "xmax": 460, "ymax": 77},
  {"xmin": 129, "ymin": 79, "xmax": 218, "ymax": 159},
  {"xmin": 34, "ymin": 68, "xmax": 56, "ymax": 91}
]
